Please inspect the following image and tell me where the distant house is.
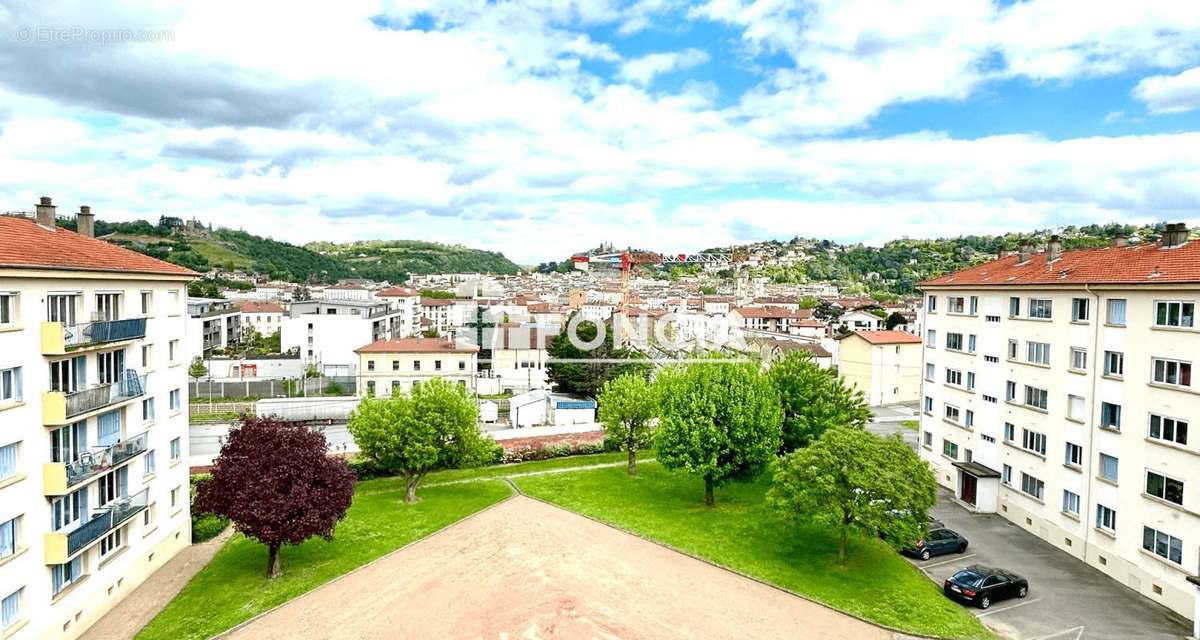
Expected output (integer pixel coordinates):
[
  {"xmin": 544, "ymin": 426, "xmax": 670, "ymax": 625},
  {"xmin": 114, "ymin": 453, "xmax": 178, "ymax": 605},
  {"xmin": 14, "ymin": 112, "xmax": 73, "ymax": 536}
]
[
  {"xmin": 354, "ymin": 337, "xmax": 479, "ymax": 397},
  {"xmin": 508, "ymin": 390, "xmax": 597, "ymax": 428},
  {"xmin": 836, "ymin": 330, "xmax": 922, "ymax": 406}
]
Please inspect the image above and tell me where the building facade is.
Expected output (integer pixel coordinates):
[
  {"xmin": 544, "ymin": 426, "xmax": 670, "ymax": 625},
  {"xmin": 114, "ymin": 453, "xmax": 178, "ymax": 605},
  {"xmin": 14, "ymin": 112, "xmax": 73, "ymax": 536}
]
[
  {"xmin": 919, "ymin": 228, "xmax": 1200, "ymax": 619},
  {"xmin": 280, "ymin": 299, "xmax": 404, "ymax": 375},
  {"xmin": 354, "ymin": 338, "xmax": 479, "ymax": 397},
  {"xmin": 0, "ymin": 202, "xmax": 193, "ymax": 640},
  {"xmin": 836, "ymin": 330, "xmax": 922, "ymax": 406}
]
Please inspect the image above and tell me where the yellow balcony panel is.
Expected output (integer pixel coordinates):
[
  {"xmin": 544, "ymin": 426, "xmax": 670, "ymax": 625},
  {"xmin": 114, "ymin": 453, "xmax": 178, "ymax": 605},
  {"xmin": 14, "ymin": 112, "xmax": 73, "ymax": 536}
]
[
  {"xmin": 44, "ymin": 533, "xmax": 67, "ymax": 565},
  {"xmin": 41, "ymin": 322, "xmax": 66, "ymax": 355},
  {"xmin": 43, "ymin": 463, "xmax": 68, "ymax": 496},
  {"xmin": 42, "ymin": 391, "xmax": 67, "ymax": 426}
]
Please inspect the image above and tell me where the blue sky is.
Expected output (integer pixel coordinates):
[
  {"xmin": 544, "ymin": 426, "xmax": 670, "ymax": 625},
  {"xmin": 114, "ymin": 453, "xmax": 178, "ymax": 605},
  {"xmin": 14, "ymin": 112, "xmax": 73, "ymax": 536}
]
[{"xmin": 1, "ymin": 1, "xmax": 1199, "ymax": 263}]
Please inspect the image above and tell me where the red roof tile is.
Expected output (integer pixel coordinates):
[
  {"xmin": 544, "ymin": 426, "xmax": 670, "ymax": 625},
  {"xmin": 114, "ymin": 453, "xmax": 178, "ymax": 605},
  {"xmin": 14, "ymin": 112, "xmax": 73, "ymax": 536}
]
[
  {"xmin": 377, "ymin": 286, "xmax": 418, "ymax": 297},
  {"xmin": 920, "ymin": 240, "xmax": 1200, "ymax": 287},
  {"xmin": 237, "ymin": 301, "xmax": 285, "ymax": 313},
  {"xmin": 840, "ymin": 330, "xmax": 922, "ymax": 345},
  {"xmin": 354, "ymin": 338, "xmax": 479, "ymax": 354},
  {"xmin": 0, "ymin": 216, "xmax": 196, "ymax": 277}
]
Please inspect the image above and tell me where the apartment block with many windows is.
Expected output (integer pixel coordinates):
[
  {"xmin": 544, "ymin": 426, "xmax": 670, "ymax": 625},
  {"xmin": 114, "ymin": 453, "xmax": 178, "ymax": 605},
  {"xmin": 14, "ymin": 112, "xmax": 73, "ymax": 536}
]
[
  {"xmin": 918, "ymin": 226, "xmax": 1200, "ymax": 619},
  {"xmin": 0, "ymin": 199, "xmax": 194, "ymax": 639}
]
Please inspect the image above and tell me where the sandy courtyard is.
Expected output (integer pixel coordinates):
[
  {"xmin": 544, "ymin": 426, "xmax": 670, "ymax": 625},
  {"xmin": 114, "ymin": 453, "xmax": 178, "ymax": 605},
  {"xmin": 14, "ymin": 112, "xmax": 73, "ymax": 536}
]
[{"xmin": 224, "ymin": 496, "xmax": 892, "ymax": 640}]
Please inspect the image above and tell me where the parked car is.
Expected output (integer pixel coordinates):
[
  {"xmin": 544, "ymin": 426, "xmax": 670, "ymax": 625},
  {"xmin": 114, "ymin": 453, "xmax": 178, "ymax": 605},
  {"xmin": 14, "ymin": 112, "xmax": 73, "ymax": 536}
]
[
  {"xmin": 943, "ymin": 565, "xmax": 1029, "ymax": 609},
  {"xmin": 903, "ymin": 528, "xmax": 968, "ymax": 560}
]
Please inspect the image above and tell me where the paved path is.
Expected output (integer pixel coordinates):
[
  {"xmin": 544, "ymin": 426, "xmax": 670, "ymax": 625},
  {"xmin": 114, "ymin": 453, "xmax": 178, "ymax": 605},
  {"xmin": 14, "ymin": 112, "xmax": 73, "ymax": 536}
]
[
  {"xmin": 80, "ymin": 528, "xmax": 234, "ymax": 640},
  {"xmin": 223, "ymin": 497, "xmax": 893, "ymax": 640}
]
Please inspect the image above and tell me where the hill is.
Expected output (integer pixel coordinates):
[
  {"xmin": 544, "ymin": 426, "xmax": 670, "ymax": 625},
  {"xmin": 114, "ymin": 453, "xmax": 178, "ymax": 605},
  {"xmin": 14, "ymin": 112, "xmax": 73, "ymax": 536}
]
[{"xmin": 305, "ymin": 240, "xmax": 521, "ymax": 277}]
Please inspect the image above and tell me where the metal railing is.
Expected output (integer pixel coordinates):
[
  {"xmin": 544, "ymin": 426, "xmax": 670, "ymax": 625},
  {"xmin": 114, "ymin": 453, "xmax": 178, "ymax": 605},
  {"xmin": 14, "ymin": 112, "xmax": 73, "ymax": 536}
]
[
  {"xmin": 65, "ymin": 370, "xmax": 146, "ymax": 418},
  {"xmin": 62, "ymin": 431, "xmax": 149, "ymax": 487},
  {"xmin": 62, "ymin": 318, "xmax": 147, "ymax": 349},
  {"xmin": 66, "ymin": 488, "xmax": 150, "ymax": 555}
]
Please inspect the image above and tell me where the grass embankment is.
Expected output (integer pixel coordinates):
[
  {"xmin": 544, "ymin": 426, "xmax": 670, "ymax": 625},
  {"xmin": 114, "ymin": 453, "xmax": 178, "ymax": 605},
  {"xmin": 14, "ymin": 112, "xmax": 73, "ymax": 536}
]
[
  {"xmin": 138, "ymin": 479, "xmax": 512, "ymax": 640},
  {"xmin": 517, "ymin": 463, "xmax": 991, "ymax": 640}
]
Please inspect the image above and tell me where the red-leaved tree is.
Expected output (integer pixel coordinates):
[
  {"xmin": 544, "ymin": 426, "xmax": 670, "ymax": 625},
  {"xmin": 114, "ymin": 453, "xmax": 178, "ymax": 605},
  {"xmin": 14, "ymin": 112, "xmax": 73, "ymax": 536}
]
[{"xmin": 196, "ymin": 416, "xmax": 355, "ymax": 578}]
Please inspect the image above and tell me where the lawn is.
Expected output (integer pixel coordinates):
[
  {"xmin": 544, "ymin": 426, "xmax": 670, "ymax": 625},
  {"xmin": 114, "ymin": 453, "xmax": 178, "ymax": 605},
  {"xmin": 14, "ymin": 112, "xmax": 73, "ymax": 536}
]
[
  {"xmin": 137, "ymin": 479, "xmax": 512, "ymax": 640},
  {"xmin": 900, "ymin": 420, "xmax": 920, "ymax": 431},
  {"xmin": 516, "ymin": 463, "xmax": 992, "ymax": 640},
  {"xmin": 418, "ymin": 450, "xmax": 647, "ymax": 484}
]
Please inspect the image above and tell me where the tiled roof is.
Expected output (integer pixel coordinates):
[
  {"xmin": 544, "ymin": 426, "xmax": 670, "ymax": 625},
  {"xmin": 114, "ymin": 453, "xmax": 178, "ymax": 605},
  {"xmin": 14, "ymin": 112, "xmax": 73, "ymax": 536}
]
[
  {"xmin": 237, "ymin": 301, "xmax": 285, "ymax": 313},
  {"xmin": 377, "ymin": 287, "xmax": 418, "ymax": 297},
  {"xmin": 0, "ymin": 216, "xmax": 196, "ymax": 277},
  {"xmin": 354, "ymin": 338, "xmax": 479, "ymax": 354},
  {"xmin": 840, "ymin": 330, "xmax": 922, "ymax": 345},
  {"xmin": 488, "ymin": 327, "xmax": 557, "ymax": 350},
  {"xmin": 733, "ymin": 306, "xmax": 810, "ymax": 319},
  {"xmin": 421, "ymin": 297, "xmax": 456, "ymax": 306},
  {"xmin": 920, "ymin": 240, "xmax": 1200, "ymax": 287}
]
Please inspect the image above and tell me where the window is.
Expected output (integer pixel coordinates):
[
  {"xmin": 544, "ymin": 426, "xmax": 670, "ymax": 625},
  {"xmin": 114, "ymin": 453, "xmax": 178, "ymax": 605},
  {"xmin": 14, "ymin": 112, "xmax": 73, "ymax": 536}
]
[
  {"xmin": 367, "ymin": 360, "xmax": 376, "ymax": 372},
  {"xmin": 1004, "ymin": 422, "xmax": 1015, "ymax": 442},
  {"xmin": 946, "ymin": 332, "xmax": 963, "ymax": 351},
  {"xmin": 1142, "ymin": 527, "xmax": 1183, "ymax": 565},
  {"xmin": 923, "ymin": 396, "xmax": 933, "ymax": 414},
  {"xmin": 968, "ymin": 334, "xmax": 977, "ymax": 353},
  {"xmin": 923, "ymin": 431, "xmax": 933, "ymax": 448},
  {"xmin": 413, "ymin": 360, "xmax": 421, "ymax": 371},
  {"xmin": 1104, "ymin": 351, "xmax": 1124, "ymax": 377},
  {"xmin": 168, "ymin": 289, "xmax": 180, "ymax": 313},
  {"xmin": 1065, "ymin": 442, "xmax": 1083, "ymax": 467},
  {"xmin": 969, "ymin": 296, "xmax": 979, "ymax": 315},
  {"xmin": 986, "ymin": 314, "xmax": 1000, "ymax": 322},
  {"xmin": 1020, "ymin": 473, "xmax": 1045, "ymax": 500},
  {"xmin": 965, "ymin": 409, "xmax": 974, "ymax": 427},
  {"xmin": 1070, "ymin": 347, "xmax": 1087, "ymax": 371},
  {"xmin": 168, "ymin": 340, "xmax": 179, "ymax": 364},
  {"xmin": 142, "ymin": 398, "xmax": 155, "ymax": 423},
  {"xmin": 981, "ymin": 434, "xmax": 995, "ymax": 443},
  {"xmin": 170, "ymin": 389, "xmax": 181, "ymax": 411},
  {"xmin": 1146, "ymin": 471, "xmax": 1184, "ymax": 505},
  {"xmin": 1106, "ymin": 298, "xmax": 1126, "ymax": 325},
  {"xmin": 1026, "ymin": 341, "xmax": 1050, "ymax": 365},
  {"xmin": 1152, "ymin": 358, "xmax": 1192, "ymax": 387},
  {"xmin": 366, "ymin": 380, "xmax": 376, "ymax": 395},
  {"xmin": 947, "ymin": 296, "xmax": 964, "ymax": 313},
  {"xmin": 140, "ymin": 291, "xmax": 153, "ymax": 315},
  {"xmin": 0, "ymin": 292, "xmax": 15, "ymax": 327},
  {"xmin": 1024, "ymin": 385, "xmax": 1048, "ymax": 410},
  {"xmin": 1100, "ymin": 402, "xmax": 1121, "ymax": 430},
  {"xmin": 1062, "ymin": 490, "xmax": 1080, "ymax": 516},
  {"xmin": 983, "ymin": 394, "xmax": 997, "ymax": 403},
  {"xmin": 1029, "ymin": 298, "xmax": 1053, "ymax": 319},
  {"xmin": 47, "ymin": 293, "xmax": 78, "ymax": 325},
  {"xmin": 984, "ymin": 355, "xmax": 999, "ymax": 364},
  {"xmin": 1006, "ymin": 380, "xmax": 1017, "ymax": 401},
  {"xmin": 925, "ymin": 363, "xmax": 935, "ymax": 382},
  {"xmin": 52, "ymin": 556, "xmax": 83, "ymax": 595},
  {"xmin": 434, "ymin": 360, "xmax": 443, "ymax": 371},
  {"xmin": 1148, "ymin": 414, "xmax": 1188, "ymax": 446},
  {"xmin": 0, "ymin": 443, "xmax": 16, "ymax": 481},
  {"xmin": 144, "ymin": 504, "xmax": 156, "ymax": 528},
  {"xmin": 942, "ymin": 439, "xmax": 958, "ymax": 459},
  {"xmin": 141, "ymin": 344, "xmax": 153, "ymax": 368},
  {"xmin": 1022, "ymin": 429, "xmax": 1047, "ymax": 456},
  {"xmin": 1099, "ymin": 453, "xmax": 1119, "ymax": 483},
  {"xmin": 0, "ymin": 516, "xmax": 17, "ymax": 559},
  {"xmin": 944, "ymin": 404, "xmax": 961, "ymax": 423},
  {"xmin": 1154, "ymin": 300, "xmax": 1195, "ymax": 328},
  {"xmin": 458, "ymin": 360, "xmax": 466, "ymax": 371},
  {"xmin": 1096, "ymin": 504, "xmax": 1117, "ymax": 532},
  {"xmin": 95, "ymin": 292, "xmax": 121, "ymax": 321},
  {"xmin": 1068, "ymin": 394, "xmax": 1085, "ymax": 421},
  {"xmin": 926, "ymin": 295, "xmax": 937, "ymax": 312},
  {"xmin": 945, "ymin": 369, "xmax": 963, "ymax": 386},
  {"xmin": 170, "ymin": 437, "xmax": 181, "ymax": 462},
  {"xmin": 1071, "ymin": 298, "xmax": 1089, "ymax": 322},
  {"xmin": 99, "ymin": 529, "xmax": 122, "ymax": 558},
  {"xmin": 144, "ymin": 450, "xmax": 156, "ymax": 477},
  {"xmin": 0, "ymin": 367, "xmax": 22, "ymax": 403},
  {"xmin": 1009, "ymin": 296, "xmax": 1020, "ymax": 317},
  {"xmin": 1007, "ymin": 339, "xmax": 1018, "ymax": 359},
  {"xmin": 1, "ymin": 587, "xmax": 19, "ymax": 630},
  {"xmin": 966, "ymin": 372, "xmax": 976, "ymax": 390},
  {"xmin": 392, "ymin": 360, "xmax": 400, "ymax": 371},
  {"xmin": 171, "ymin": 486, "xmax": 180, "ymax": 509},
  {"xmin": 1002, "ymin": 464, "xmax": 1012, "ymax": 484}
]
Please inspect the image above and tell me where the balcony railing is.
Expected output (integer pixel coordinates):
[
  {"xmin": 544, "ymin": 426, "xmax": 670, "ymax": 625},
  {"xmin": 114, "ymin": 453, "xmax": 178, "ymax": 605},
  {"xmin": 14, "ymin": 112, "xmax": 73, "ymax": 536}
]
[
  {"xmin": 66, "ymin": 488, "xmax": 149, "ymax": 556},
  {"xmin": 63, "ymin": 318, "xmax": 147, "ymax": 349},
  {"xmin": 65, "ymin": 371, "xmax": 146, "ymax": 418},
  {"xmin": 63, "ymin": 431, "xmax": 149, "ymax": 487}
]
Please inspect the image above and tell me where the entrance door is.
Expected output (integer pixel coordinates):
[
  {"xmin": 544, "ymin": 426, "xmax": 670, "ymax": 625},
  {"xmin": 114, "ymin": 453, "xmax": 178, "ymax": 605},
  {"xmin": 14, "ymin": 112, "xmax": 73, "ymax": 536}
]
[{"xmin": 960, "ymin": 472, "xmax": 977, "ymax": 506}]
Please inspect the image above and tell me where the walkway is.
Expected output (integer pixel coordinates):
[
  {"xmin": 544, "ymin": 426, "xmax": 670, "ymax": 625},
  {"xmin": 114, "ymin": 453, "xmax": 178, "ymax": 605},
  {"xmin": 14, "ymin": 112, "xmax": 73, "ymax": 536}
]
[{"xmin": 222, "ymin": 497, "xmax": 892, "ymax": 640}]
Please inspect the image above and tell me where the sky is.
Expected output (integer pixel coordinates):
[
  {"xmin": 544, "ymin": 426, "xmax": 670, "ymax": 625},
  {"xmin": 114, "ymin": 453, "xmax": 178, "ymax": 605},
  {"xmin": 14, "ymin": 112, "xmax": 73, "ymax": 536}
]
[{"xmin": 1, "ymin": 1, "xmax": 1200, "ymax": 264}]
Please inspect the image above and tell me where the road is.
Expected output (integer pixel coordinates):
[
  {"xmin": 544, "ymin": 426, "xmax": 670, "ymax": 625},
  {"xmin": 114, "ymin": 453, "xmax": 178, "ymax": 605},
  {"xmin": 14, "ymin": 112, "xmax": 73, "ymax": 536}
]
[{"xmin": 867, "ymin": 402, "xmax": 920, "ymax": 449}]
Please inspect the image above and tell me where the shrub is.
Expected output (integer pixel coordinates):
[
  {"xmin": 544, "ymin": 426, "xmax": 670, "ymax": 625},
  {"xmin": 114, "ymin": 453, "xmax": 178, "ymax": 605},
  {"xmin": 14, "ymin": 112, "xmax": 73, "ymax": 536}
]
[
  {"xmin": 190, "ymin": 474, "xmax": 230, "ymax": 543},
  {"xmin": 497, "ymin": 439, "xmax": 606, "ymax": 464},
  {"xmin": 347, "ymin": 457, "xmax": 392, "ymax": 481}
]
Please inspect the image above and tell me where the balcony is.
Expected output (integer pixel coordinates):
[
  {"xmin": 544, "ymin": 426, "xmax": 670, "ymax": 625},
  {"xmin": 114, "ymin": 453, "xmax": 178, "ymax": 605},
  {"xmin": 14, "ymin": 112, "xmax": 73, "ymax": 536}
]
[
  {"xmin": 43, "ymin": 371, "xmax": 146, "ymax": 425},
  {"xmin": 44, "ymin": 488, "xmax": 149, "ymax": 564},
  {"xmin": 43, "ymin": 431, "xmax": 149, "ymax": 496},
  {"xmin": 41, "ymin": 318, "xmax": 147, "ymax": 355}
]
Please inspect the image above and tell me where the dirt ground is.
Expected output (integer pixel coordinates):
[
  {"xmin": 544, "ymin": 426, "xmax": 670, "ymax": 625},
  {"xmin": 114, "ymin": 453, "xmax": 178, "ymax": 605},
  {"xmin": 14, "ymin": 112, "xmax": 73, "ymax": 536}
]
[{"xmin": 224, "ymin": 496, "xmax": 892, "ymax": 640}]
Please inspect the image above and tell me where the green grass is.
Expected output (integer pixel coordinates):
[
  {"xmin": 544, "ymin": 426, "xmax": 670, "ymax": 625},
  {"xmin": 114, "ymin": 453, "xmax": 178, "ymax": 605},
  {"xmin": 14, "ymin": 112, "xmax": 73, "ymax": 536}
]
[
  {"xmin": 138, "ymin": 480, "xmax": 512, "ymax": 640},
  {"xmin": 516, "ymin": 464, "xmax": 991, "ymax": 640},
  {"xmin": 189, "ymin": 238, "xmax": 256, "ymax": 270},
  {"xmin": 415, "ymin": 451, "xmax": 641, "ymax": 485},
  {"xmin": 900, "ymin": 420, "xmax": 920, "ymax": 431}
]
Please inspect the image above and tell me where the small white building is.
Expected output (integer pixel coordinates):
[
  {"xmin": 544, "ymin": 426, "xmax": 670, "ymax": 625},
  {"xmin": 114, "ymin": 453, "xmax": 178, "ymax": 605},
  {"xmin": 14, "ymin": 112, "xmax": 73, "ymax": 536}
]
[
  {"xmin": 508, "ymin": 390, "xmax": 596, "ymax": 428},
  {"xmin": 236, "ymin": 301, "xmax": 284, "ymax": 336}
]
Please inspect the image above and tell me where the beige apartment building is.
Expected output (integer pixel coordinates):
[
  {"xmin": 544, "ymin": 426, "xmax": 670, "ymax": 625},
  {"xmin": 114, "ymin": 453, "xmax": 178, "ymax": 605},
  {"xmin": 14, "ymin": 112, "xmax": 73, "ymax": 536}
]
[
  {"xmin": 837, "ymin": 330, "xmax": 923, "ymax": 406},
  {"xmin": 354, "ymin": 337, "xmax": 479, "ymax": 397},
  {"xmin": 0, "ymin": 200, "xmax": 194, "ymax": 639},
  {"xmin": 919, "ymin": 227, "xmax": 1200, "ymax": 619}
]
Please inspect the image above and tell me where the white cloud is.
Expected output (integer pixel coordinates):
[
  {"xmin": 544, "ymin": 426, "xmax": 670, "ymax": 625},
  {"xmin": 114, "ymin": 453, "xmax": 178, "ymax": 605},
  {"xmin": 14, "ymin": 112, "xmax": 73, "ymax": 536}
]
[
  {"xmin": 1134, "ymin": 66, "xmax": 1200, "ymax": 114},
  {"xmin": 618, "ymin": 48, "xmax": 710, "ymax": 86}
]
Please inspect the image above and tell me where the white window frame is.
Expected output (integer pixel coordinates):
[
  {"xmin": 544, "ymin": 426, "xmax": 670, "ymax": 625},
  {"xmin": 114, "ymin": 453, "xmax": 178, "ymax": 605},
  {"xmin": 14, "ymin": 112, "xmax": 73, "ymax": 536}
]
[
  {"xmin": 1026, "ymin": 341, "xmax": 1050, "ymax": 365},
  {"xmin": 1070, "ymin": 347, "xmax": 1087, "ymax": 371},
  {"xmin": 1022, "ymin": 428, "xmax": 1047, "ymax": 456},
  {"xmin": 1071, "ymin": 297, "xmax": 1089, "ymax": 322},
  {"xmin": 1095, "ymin": 504, "xmax": 1117, "ymax": 532},
  {"xmin": 1148, "ymin": 413, "xmax": 1188, "ymax": 446},
  {"xmin": 1024, "ymin": 385, "xmax": 1048, "ymax": 410},
  {"xmin": 1028, "ymin": 298, "xmax": 1053, "ymax": 319},
  {"xmin": 1106, "ymin": 298, "xmax": 1126, "ymax": 325},
  {"xmin": 1103, "ymin": 350, "xmax": 1124, "ymax": 377},
  {"xmin": 1152, "ymin": 357, "xmax": 1192, "ymax": 388},
  {"xmin": 1062, "ymin": 490, "xmax": 1081, "ymax": 516},
  {"xmin": 1146, "ymin": 470, "xmax": 1184, "ymax": 506},
  {"xmin": 1065, "ymin": 442, "xmax": 1083, "ymax": 467},
  {"xmin": 1142, "ymin": 526, "xmax": 1183, "ymax": 565},
  {"xmin": 1020, "ymin": 472, "xmax": 1045, "ymax": 500},
  {"xmin": 1099, "ymin": 453, "xmax": 1119, "ymax": 483},
  {"xmin": 1154, "ymin": 300, "xmax": 1195, "ymax": 328}
]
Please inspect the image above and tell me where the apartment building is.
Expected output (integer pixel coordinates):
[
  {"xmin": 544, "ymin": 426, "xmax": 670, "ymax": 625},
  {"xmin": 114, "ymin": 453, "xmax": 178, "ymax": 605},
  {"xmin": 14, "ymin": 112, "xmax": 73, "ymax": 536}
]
[
  {"xmin": 185, "ymin": 298, "xmax": 242, "ymax": 360},
  {"xmin": 236, "ymin": 301, "xmax": 284, "ymax": 336},
  {"xmin": 353, "ymin": 338, "xmax": 479, "ymax": 397},
  {"xmin": 918, "ymin": 227, "xmax": 1200, "ymax": 619},
  {"xmin": 0, "ymin": 200, "xmax": 193, "ymax": 639},
  {"xmin": 374, "ymin": 287, "xmax": 420, "ymax": 338},
  {"xmin": 279, "ymin": 299, "xmax": 405, "ymax": 375},
  {"xmin": 837, "ymin": 330, "xmax": 922, "ymax": 406}
]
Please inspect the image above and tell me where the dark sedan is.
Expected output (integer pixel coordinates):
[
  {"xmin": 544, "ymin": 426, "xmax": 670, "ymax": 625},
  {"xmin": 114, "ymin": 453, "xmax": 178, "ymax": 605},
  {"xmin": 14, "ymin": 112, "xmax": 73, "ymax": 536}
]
[
  {"xmin": 943, "ymin": 565, "xmax": 1029, "ymax": 609},
  {"xmin": 903, "ymin": 528, "xmax": 968, "ymax": 561}
]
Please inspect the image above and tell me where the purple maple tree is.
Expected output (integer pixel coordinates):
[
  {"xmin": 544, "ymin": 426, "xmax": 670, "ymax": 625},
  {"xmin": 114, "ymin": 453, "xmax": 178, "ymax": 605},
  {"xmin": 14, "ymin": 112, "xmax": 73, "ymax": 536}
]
[{"xmin": 196, "ymin": 416, "xmax": 355, "ymax": 578}]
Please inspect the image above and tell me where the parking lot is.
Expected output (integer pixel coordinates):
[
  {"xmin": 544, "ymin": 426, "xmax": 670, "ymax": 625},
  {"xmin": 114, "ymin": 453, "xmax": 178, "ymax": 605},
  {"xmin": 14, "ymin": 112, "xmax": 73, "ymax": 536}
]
[{"xmin": 908, "ymin": 490, "xmax": 1191, "ymax": 639}]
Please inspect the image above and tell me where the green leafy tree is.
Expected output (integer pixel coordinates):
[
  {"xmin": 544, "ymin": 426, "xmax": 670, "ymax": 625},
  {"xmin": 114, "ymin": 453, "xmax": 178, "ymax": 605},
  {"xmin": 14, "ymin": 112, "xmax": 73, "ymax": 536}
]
[
  {"xmin": 597, "ymin": 373, "xmax": 658, "ymax": 475},
  {"xmin": 188, "ymin": 357, "xmax": 208, "ymax": 380},
  {"xmin": 768, "ymin": 352, "xmax": 871, "ymax": 452},
  {"xmin": 654, "ymin": 360, "xmax": 783, "ymax": 506},
  {"xmin": 546, "ymin": 313, "xmax": 646, "ymax": 398},
  {"xmin": 884, "ymin": 311, "xmax": 908, "ymax": 330},
  {"xmin": 768, "ymin": 427, "xmax": 936, "ymax": 564},
  {"xmin": 347, "ymin": 378, "xmax": 493, "ymax": 503}
]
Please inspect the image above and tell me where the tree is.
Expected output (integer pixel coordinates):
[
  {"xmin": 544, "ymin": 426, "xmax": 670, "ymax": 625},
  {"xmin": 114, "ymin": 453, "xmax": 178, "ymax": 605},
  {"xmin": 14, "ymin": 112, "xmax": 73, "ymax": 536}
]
[
  {"xmin": 546, "ymin": 313, "xmax": 646, "ymax": 398},
  {"xmin": 195, "ymin": 417, "xmax": 355, "ymax": 578},
  {"xmin": 188, "ymin": 357, "xmax": 208, "ymax": 380},
  {"xmin": 813, "ymin": 299, "xmax": 843, "ymax": 322},
  {"xmin": 348, "ymin": 378, "xmax": 494, "ymax": 503},
  {"xmin": 768, "ymin": 427, "xmax": 936, "ymax": 565},
  {"xmin": 421, "ymin": 328, "xmax": 440, "ymax": 338},
  {"xmin": 597, "ymin": 373, "xmax": 658, "ymax": 475},
  {"xmin": 654, "ymin": 360, "xmax": 782, "ymax": 506},
  {"xmin": 884, "ymin": 311, "xmax": 908, "ymax": 330},
  {"xmin": 768, "ymin": 352, "xmax": 871, "ymax": 452}
]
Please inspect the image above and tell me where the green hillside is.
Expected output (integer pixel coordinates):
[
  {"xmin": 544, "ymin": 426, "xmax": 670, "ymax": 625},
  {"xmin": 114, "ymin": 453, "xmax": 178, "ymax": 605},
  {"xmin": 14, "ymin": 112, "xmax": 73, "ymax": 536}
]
[{"xmin": 306, "ymin": 239, "xmax": 521, "ymax": 276}]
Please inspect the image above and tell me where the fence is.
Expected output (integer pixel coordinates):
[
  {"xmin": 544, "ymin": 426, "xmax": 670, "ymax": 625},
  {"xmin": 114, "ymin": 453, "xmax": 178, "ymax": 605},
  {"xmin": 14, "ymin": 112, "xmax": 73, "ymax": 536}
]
[{"xmin": 189, "ymin": 376, "xmax": 357, "ymax": 400}]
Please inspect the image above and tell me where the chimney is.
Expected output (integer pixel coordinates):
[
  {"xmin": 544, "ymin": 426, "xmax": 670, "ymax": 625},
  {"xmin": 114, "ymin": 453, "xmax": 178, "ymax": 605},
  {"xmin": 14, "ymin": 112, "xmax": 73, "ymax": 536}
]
[
  {"xmin": 77, "ymin": 205, "xmax": 95, "ymax": 238},
  {"xmin": 1047, "ymin": 235, "xmax": 1063, "ymax": 263},
  {"xmin": 1113, "ymin": 233, "xmax": 1127, "ymax": 247},
  {"xmin": 1162, "ymin": 223, "xmax": 1189, "ymax": 248},
  {"xmin": 1017, "ymin": 241, "xmax": 1033, "ymax": 264},
  {"xmin": 35, "ymin": 196, "xmax": 56, "ymax": 228}
]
